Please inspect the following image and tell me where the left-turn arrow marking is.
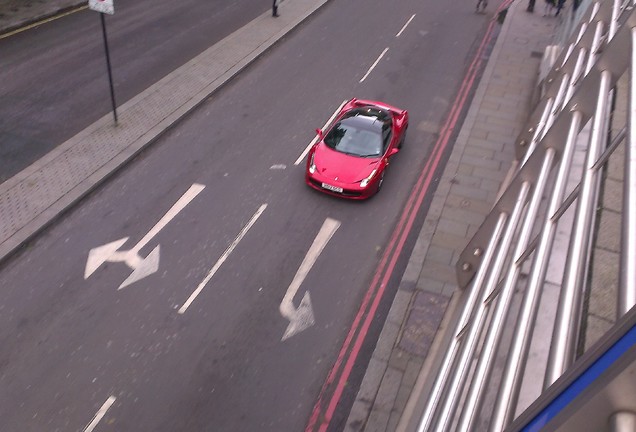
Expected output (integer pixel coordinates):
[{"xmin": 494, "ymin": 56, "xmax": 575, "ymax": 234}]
[{"xmin": 84, "ymin": 183, "xmax": 205, "ymax": 288}]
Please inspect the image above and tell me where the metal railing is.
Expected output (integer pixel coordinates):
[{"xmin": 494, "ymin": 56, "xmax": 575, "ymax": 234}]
[{"xmin": 416, "ymin": 0, "xmax": 636, "ymax": 430}]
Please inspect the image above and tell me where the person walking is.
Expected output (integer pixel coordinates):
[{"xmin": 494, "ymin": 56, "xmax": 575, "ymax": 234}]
[
  {"xmin": 555, "ymin": 0, "xmax": 566, "ymax": 15},
  {"xmin": 272, "ymin": 0, "xmax": 279, "ymax": 17}
]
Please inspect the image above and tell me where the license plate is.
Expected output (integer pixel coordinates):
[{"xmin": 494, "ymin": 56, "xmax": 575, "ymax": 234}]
[{"xmin": 321, "ymin": 182, "xmax": 343, "ymax": 193}]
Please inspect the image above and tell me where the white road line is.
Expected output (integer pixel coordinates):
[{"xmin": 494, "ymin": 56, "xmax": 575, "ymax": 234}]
[
  {"xmin": 279, "ymin": 218, "xmax": 340, "ymax": 340},
  {"xmin": 396, "ymin": 14, "xmax": 416, "ymax": 37},
  {"xmin": 359, "ymin": 47, "xmax": 389, "ymax": 83},
  {"xmin": 178, "ymin": 203, "xmax": 268, "ymax": 314},
  {"xmin": 84, "ymin": 396, "xmax": 116, "ymax": 432},
  {"xmin": 294, "ymin": 99, "xmax": 348, "ymax": 166},
  {"xmin": 131, "ymin": 183, "xmax": 205, "ymax": 254}
]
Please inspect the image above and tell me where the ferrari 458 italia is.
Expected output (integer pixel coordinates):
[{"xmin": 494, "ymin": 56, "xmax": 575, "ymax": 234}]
[{"xmin": 305, "ymin": 98, "xmax": 408, "ymax": 199}]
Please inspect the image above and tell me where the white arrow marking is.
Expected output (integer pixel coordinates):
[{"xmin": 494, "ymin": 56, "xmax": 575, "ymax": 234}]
[
  {"xmin": 280, "ymin": 217, "xmax": 340, "ymax": 341},
  {"xmin": 84, "ymin": 395, "xmax": 116, "ymax": 432},
  {"xmin": 178, "ymin": 203, "xmax": 268, "ymax": 314},
  {"xmin": 294, "ymin": 100, "xmax": 348, "ymax": 166},
  {"xmin": 84, "ymin": 183, "xmax": 205, "ymax": 288}
]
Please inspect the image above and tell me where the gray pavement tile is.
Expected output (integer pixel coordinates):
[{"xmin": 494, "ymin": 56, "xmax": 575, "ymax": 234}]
[
  {"xmin": 388, "ymin": 350, "xmax": 410, "ymax": 372},
  {"xmin": 398, "ymin": 291, "xmax": 450, "ymax": 357},
  {"xmin": 589, "ymin": 247, "xmax": 619, "ymax": 320},
  {"xmin": 386, "ymin": 289, "xmax": 413, "ymax": 324},
  {"xmin": 356, "ymin": 357, "xmax": 389, "ymax": 404},
  {"xmin": 601, "ymin": 177, "xmax": 624, "ymax": 213},
  {"xmin": 364, "ymin": 410, "xmax": 391, "ymax": 432},
  {"xmin": 441, "ymin": 206, "xmax": 490, "ymax": 227},
  {"xmin": 595, "ymin": 209, "xmax": 621, "ymax": 252},
  {"xmin": 373, "ymin": 321, "xmax": 401, "ymax": 362},
  {"xmin": 345, "ymin": 400, "xmax": 372, "ymax": 432},
  {"xmin": 373, "ymin": 367, "xmax": 403, "ymax": 411},
  {"xmin": 584, "ymin": 314, "xmax": 616, "ymax": 350}
]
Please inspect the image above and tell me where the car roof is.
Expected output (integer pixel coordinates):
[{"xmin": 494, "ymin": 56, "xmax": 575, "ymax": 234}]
[{"xmin": 340, "ymin": 107, "xmax": 391, "ymax": 131}]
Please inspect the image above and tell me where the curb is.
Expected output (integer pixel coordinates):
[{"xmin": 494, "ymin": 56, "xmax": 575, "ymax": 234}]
[{"xmin": 0, "ymin": 2, "xmax": 85, "ymax": 37}]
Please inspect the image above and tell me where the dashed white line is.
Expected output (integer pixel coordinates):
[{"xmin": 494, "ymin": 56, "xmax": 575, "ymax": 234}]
[
  {"xmin": 294, "ymin": 99, "xmax": 348, "ymax": 166},
  {"xmin": 396, "ymin": 14, "xmax": 416, "ymax": 37},
  {"xmin": 84, "ymin": 396, "xmax": 116, "ymax": 432},
  {"xmin": 178, "ymin": 203, "xmax": 268, "ymax": 314},
  {"xmin": 359, "ymin": 47, "xmax": 389, "ymax": 83}
]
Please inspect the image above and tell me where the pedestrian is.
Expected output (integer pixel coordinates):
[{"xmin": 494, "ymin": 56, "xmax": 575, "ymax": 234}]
[
  {"xmin": 272, "ymin": 0, "xmax": 280, "ymax": 17},
  {"xmin": 555, "ymin": 0, "xmax": 566, "ymax": 15},
  {"xmin": 543, "ymin": 0, "xmax": 555, "ymax": 16},
  {"xmin": 527, "ymin": 0, "xmax": 536, "ymax": 12}
]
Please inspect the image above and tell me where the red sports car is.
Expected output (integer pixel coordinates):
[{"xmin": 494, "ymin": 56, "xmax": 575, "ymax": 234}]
[{"xmin": 305, "ymin": 98, "xmax": 408, "ymax": 199}]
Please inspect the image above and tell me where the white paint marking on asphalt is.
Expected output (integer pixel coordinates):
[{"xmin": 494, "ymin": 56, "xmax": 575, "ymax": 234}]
[
  {"xmin": 84, "ymin": 183, "xmax": 205, "ymax": 289},
  {"xmin": 280, "ymin": 218, "xmax": 340, "ymax": 341},
  {"xmin": 294, "ymin": 99, "xmax": 348, "ymax": 166},
  {"xmin": 396, "ymin": 14, "xmax": 416, "ymax": 37},
  {"xmin": 178, "ymin": 203, "xmax": 268, "ymax": 314},
  {"xmin": 83, "ymin": 396, "xmax": 116, "ymax": 432},
  {"xmin": 270, "ymin": 164, "xmax": 287, "ymax": 170},
  {"xmin": 131, "ymin": 183, "xmax": 205, "ymax": 254},
  {"xmin": 359, "ymin": 47, "xmax": 389, "ymax": 83}
]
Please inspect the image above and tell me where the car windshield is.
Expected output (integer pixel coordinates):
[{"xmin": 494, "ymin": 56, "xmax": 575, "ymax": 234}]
[{"xmin": 323, "ymin": 109, "xmax": 391, "ymax": 157}]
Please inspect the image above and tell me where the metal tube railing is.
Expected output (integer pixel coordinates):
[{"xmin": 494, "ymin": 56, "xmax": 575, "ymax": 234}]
[
  {"xmin": 416, "ymin": 214, "xmax": 508, "ymax": 432},
  {"xmin": 610, "ymin": 412, "xmax": 636, "ymax": 431},
  {"xmin": 457, "ymin": 151, "xmax": 554, "ymax": 432},
  {"xmin": 620, "ymin": 26, "xmax": 636, "ymax": 317},
  {"xmin": 544, "ymin": 69, "xmax": 612, "ymax": 388},
  {"xmin": 415, "ymin": 1, "xmax": 635, "ymax": 429},
  {"xmin": 433, "ymin": 183, "xmax": 530, "ymax": 432},
  {"xmin": 488, "ymin": 112, "xmax": 583, "ymax": 432}
]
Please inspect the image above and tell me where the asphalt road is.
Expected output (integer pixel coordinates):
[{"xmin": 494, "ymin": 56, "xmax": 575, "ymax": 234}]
[
  {"xmin": 0, "ymin": 0, "xmax": 493, "ymax": 430},
  {"xmin": 0, "ymin": 0, "xmax": 269, "ymax": 182}
]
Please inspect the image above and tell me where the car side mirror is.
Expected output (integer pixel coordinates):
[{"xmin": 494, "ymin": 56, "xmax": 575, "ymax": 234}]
[
  {"xmin": 389, "ymin": 147, "xmax": 399, "ymax": 157},
  {"xmin": 315, "ymin": 128, "xmax": 324, "ymax": 138}
]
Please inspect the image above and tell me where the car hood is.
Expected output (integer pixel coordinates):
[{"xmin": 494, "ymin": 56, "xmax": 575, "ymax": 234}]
[{"xmin": 313, "ymin": 143, "xmax": 380, "ymax": 184}]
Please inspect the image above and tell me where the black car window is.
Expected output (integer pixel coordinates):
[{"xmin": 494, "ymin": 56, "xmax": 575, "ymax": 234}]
[{"xmin": 324, "ymin": 108, "xmax": 392, "ymax": 158}]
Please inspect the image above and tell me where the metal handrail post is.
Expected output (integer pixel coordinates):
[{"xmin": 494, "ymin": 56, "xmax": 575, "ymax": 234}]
[
  {"xmin": 489, "ymin": 111, "xmax": 584, "ymax": 431},
  {"xmin": 619, "ymin": 26, "xmax": 636, "ymax": 316},
  {"xmin": 433, "ymin": 183, "xmax": 531, "ymax": 432},
  {"xmin": 610, "ymin": 412, "xmax": 636, "ymax": 431},
  {"xmin": 544, "ymin": 70, "xmax": 613, "ymax": 388},
  {"xmin": 416, "ymin": 214, "xmax": 508, "ymax": 432},
  {"xmin": 458, "ymin": 151, "xmax": 555, "ymax": 432}
]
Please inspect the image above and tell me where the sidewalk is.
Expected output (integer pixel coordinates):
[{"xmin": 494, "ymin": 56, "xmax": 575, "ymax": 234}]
[
  {"xmin": 0, "ymin": 0, "xmax": 329, "ymax": 262},
  {"xmin": 0, "ymin": 0, "xmax": 83, "ymax": 36},
  {"xmin": 344, "ymin": 1, "xmax": 560, "ymax": 431}
]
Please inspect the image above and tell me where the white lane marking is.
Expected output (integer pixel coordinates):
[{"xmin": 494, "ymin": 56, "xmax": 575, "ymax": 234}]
[
  {"xmin": 280, "ymin": 218, "xmax": 340, "ymax": 340},
  {"xmin": 359, "ymin": 47, "xmax": 389, "ymax": 83},
  {"xmin": 294, "ymin": 99, "xmax": 348, "ymax": 166},
  {"xmin": 270, "ymin": 164, "xmax": 287, "ymax": 170},
  {"xmin": 396, "ymin": 14, "xmax": 416, "ymax": 37},
  {"xmin": 178, "ymin": 203, "xmax": 268, "ymax": 314},
  {"xmin": 131, "ymin": 183, "xmax": 206, "ymax": 254},
  {"xmin": 84, "ymin": 396, "xmax": 116, "ymax": 432},
  {"xmin": 84, "ymin": 184, "xmax": 205, "ymax": 289}
]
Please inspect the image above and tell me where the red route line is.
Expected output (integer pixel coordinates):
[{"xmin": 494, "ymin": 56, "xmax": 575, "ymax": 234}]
[{"xmin": 307, "ymin": 3, "xmax": 512, "ymax": 430}]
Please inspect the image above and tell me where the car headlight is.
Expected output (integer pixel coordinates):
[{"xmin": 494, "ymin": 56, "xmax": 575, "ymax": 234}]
[
  {"xmin": 360, "ymin": 169, "xmax": 377, "ymax": 188},
  {"xmin": 308, "ymin": 153, "xmax": 316, "ymax": 174}
]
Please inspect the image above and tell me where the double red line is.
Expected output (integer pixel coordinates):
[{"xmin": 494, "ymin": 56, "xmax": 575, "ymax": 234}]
[{"xmin": 306, "ymin": 2, "xmax": 514, "ymax": 430}]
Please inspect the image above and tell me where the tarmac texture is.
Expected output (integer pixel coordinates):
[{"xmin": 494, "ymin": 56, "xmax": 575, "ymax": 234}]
[{"xmin": 1, "ymin": 0, "xmax": 622, "ymax": 431}]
